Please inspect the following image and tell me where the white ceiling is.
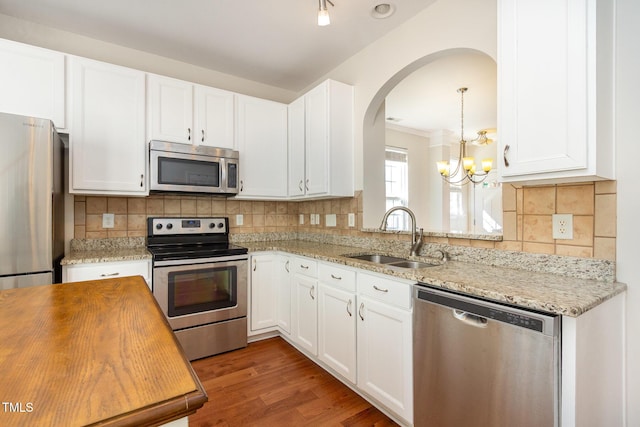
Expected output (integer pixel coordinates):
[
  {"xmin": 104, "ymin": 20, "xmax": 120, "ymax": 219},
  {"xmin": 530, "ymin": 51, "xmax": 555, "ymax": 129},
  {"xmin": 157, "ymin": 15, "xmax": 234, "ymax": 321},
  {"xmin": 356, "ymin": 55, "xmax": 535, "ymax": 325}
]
[{"xmin": 0, "ymin": 0, "xmax": 436, "ymax": 92}]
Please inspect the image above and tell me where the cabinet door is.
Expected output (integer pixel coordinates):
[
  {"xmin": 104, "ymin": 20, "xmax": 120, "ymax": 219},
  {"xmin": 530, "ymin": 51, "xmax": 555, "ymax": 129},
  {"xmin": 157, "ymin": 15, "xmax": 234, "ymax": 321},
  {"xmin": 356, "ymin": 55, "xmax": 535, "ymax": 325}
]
[
  {"xmin": 0, "ymin": 39, "xmax": 65, "ymax": 128},
  {"xmin": 236, "ymin": 95, "xmax": 288, "ymax": 198},
  {"xmin": 194, "ymin": 85, "xmax": 235, "ymax": 149},
  {"xmin": 250, "ymin": 254, "xmax": 278, "ymax": 331},
  {"xmin": 357, "ymin": 295, "xmax": 413, "ymax": 423},
  {"xmin": 291, "ymin": 274, "xmax": 318, "ymax": 355},
  {"xmin": 69, "ymin": 57, "xmax": 147, "ymax": 195},
  {"xmin": 276, "ymin": 256, "xmax": 292, "ymax": 334},
  {"xmin": 498, "ymin": 0, "xmax": 614, "ymax": 182},
  {"xmin": 318, "ymin": 283, "xmax": 357, "ymax": 384},
  {"xmin": 287, "ymin": 96, "xmax": 306, "ymax": 197},
  {"xmin": 304, "ymin": 83, "xmax": 329, "ymax": 196},
  {"xmin": 147, "ymin": 74, "xmax": 194, "ymax": 144}
]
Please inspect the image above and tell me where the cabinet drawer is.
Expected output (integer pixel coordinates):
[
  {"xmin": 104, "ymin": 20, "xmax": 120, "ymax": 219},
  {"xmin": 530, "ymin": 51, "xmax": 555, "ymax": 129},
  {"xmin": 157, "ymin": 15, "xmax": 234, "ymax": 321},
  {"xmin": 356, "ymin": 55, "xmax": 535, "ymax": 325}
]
[
  {"xmin": 292, "ymin": 256, "xmax": 318, "ymax": 277},
  {"xmin": 319, "ymin": 262, "xmax": 356, "ymax": 292},
  {"xmin": 63, "ymin": 260, "xmax": 151, "ymax": 288},
  {"xmin": 357, "ymin": 272, "xmax": 413, "ymax": 310}
]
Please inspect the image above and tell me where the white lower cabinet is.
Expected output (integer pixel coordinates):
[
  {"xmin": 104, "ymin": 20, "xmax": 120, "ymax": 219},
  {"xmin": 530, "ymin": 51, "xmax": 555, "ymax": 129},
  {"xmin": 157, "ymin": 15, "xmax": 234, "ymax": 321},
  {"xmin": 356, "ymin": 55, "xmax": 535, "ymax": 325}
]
[
  {"xmin": 249, "ymin": 253, "xmax": 279, "ymax": 332},
  {"xmin": 62, "ymin": 259, "xmax": 151, "ymax": 289},
  {"xmin": 250, "ymin": 253, "xmax": 412, "ymax": 424},
  {"xmin": 318, "ymin": 263, "xmax": 357, "ymax": 384},
  {"xmin": 356, "ymin": 272, "xmax": 413, "ymax": 424},
  {"xmin": 290, "ymin": 256, "xmax": 319, "ymax": 356}
]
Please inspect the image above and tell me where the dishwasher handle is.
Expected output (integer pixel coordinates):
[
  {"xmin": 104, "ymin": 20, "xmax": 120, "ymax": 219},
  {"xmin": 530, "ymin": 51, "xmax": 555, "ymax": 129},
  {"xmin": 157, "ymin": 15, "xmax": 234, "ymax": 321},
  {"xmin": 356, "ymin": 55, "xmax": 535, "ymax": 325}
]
[{"xmin": 453, "ymin": 309, "xmax": 488, "ymax": 328}]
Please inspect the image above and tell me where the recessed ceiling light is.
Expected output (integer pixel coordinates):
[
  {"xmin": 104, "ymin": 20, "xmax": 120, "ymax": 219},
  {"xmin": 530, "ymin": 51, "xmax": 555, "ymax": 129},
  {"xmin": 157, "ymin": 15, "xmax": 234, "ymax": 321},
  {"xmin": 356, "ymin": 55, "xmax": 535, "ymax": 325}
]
[{"xmin": 371, "ymin": 3, "xmax": 396, "ymax": 19}]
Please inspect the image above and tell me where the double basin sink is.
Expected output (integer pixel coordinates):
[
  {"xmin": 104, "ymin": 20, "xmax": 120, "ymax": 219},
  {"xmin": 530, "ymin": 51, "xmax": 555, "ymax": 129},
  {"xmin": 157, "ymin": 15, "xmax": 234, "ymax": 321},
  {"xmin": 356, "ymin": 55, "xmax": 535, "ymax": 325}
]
[{"xmin": 345, "ymin": 254, "xmax": 438, "ymax": 270}]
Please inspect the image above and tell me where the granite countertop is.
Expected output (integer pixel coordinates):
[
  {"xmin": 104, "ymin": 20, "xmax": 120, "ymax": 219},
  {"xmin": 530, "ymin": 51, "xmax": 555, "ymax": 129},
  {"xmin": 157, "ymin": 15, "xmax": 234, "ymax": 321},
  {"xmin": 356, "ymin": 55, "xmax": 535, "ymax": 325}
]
[
  {"xmin": 0, "ymin": 276, "xmax": 207, "ymax": 426},
  {"xmin": 242, "ymin": 240, "xmax": 626, "ymax": 317},
  {"xmin": 62, "ymin": 238, "xmax": 626, "ymax": 318}
]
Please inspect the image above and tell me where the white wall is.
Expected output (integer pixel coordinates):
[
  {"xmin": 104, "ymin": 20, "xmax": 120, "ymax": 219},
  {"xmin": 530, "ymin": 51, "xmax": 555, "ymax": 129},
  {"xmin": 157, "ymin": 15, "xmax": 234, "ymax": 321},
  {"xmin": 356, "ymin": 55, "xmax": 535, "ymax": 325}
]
[{"xmin": 615, "ymin": 0, "xmax": 640, "ymax": 424}]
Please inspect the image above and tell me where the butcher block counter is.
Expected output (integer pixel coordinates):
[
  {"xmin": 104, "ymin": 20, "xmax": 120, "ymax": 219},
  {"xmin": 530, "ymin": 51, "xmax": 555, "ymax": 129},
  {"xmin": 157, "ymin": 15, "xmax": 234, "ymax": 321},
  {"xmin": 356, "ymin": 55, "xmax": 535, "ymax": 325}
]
[{"xmin": 0, "ymin": 276, "xmax": 207, "ymax": 427}]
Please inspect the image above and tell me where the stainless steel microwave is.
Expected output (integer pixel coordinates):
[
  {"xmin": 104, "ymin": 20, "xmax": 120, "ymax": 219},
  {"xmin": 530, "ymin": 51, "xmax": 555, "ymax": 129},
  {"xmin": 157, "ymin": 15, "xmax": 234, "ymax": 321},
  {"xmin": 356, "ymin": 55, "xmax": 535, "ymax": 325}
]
[{"xmin": 149, "ymin": 140, "xmax": 239, "ymax": 195}]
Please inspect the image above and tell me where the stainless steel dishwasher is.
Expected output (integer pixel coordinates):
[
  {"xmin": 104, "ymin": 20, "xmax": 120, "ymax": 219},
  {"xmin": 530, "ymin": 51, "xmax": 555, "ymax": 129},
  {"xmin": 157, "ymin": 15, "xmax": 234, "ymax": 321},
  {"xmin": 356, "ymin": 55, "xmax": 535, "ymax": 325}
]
[{"xmin": 413, "ymin": 284, "xmax": 560, "ymax": 427}]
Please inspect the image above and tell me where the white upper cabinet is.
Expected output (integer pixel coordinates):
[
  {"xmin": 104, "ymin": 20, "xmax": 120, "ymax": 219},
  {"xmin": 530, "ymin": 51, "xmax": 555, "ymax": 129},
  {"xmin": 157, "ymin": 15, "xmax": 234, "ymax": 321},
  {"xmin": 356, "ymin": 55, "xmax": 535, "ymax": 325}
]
[
  {"xmin": 288, "ymin": 79, "xmax": 354, "ymax": 198},
  {"xmin": 0, "ymin": 38, "xmax": 65, "ymax": 128},
  {"xmin": 498, "ymin": 0, "xmax": 614, "ymax": 184},
  {"xmin": 147, "ymin": 74, "xmax": 235, "ymax": 149},
  {"xmin": 235, "ymin": 94, "xmax": 288, "ymax": 198},
  {"xmin": 69, "ymin": 56, "xmax": 147, "ymax": 195}
]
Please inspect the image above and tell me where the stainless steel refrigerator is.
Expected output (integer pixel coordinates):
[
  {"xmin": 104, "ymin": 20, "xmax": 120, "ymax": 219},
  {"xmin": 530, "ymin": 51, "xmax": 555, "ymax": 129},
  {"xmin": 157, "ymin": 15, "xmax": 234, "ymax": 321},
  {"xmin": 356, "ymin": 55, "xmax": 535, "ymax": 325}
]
[{"xmin": 0, "ymin": 112, "xmax": 64, "ymax": 289}]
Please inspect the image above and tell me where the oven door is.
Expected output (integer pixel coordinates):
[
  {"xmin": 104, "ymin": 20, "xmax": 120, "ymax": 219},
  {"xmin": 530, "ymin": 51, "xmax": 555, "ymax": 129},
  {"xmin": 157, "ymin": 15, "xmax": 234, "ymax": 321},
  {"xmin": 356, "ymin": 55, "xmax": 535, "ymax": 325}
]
[{"xmin": 152, "ymin": 255, "xmax": 248, "ymax": 331}]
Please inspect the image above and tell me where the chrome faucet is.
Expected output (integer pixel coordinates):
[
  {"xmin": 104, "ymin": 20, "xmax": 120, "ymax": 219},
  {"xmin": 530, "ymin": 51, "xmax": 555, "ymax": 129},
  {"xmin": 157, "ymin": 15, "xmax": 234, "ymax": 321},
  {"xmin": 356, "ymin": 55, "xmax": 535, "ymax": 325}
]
[{"xmin": 379, "ymin": 206, "xmax": 424, "ymax": 256}]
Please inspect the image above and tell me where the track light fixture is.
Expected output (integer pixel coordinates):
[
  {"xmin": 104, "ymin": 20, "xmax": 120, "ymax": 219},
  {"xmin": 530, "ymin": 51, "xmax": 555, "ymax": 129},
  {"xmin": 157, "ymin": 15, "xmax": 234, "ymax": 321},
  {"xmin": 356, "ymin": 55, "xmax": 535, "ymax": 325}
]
[{"xmin": 318, "ymin": 0, "xmax": 334, "ymax": 26}]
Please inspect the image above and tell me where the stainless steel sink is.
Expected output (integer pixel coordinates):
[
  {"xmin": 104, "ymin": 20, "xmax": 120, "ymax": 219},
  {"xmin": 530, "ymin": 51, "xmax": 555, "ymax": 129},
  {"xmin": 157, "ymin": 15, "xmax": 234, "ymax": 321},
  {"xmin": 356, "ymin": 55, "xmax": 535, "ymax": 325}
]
[
  {"xmin": 346, "ymin": 254, "xmax": 406, "ymax": 264},
  {"xmin": 345, "ymin": 254, "xmax": 438, "ymax": 269},
  {"xmin": 386, "ymin": 260, "xmax": 437, "ymax": 269}
]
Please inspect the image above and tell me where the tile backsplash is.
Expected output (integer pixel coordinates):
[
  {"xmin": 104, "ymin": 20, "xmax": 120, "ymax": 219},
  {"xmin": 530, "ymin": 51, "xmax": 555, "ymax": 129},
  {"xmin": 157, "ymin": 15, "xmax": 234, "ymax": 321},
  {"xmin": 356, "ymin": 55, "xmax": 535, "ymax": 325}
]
[{"xmin": 73, "ymin": 181, "xmax": 617, "ymax": 261}]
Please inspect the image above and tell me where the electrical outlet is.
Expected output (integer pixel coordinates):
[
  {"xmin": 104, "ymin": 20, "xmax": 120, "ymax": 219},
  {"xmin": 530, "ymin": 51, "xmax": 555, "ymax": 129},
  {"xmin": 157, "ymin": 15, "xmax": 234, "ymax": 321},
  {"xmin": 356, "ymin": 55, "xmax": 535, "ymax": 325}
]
[
  {"xmin": 348, "ymin": 213, "xmax": 356, "ymax": 227},
  {"xmin": 310, "ymin": 214, "xmax": 316, "ymax": 225},
  {"xmin": 552, "ymin": 214, "xmax": 573, "ymax": 239},
  {"xmin": 236, "ymin": 214, "xmax": 244, "ymax": 226},
  {"xmin": 102, "ymin": 213, "xmax": 114, "ymax": 229},
  {"xmin": 299, "ymin": 214, "xmax": 304, "ymax": 225}
]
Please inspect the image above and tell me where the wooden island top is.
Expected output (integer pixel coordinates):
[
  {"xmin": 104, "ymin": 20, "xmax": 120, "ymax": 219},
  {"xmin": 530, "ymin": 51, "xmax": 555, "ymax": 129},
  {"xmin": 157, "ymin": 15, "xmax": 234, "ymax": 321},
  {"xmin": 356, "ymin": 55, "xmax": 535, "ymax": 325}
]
[{"xmin": 0, "ymin": 276, "xmax": 207, "ymax": 426}]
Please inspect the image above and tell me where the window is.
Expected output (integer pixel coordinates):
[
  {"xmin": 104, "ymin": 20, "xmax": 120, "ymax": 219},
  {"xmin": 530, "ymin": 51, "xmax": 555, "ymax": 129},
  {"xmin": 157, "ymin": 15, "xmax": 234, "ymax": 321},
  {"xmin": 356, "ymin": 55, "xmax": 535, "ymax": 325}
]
[{"xmin": 385, "ymin": 147, "xmax": 409, "ymax": 230}]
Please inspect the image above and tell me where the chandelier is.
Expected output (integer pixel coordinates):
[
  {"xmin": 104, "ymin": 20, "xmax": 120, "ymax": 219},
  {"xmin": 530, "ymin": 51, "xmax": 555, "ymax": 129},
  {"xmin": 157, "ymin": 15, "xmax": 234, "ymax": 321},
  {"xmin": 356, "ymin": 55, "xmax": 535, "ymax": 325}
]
[{"xmin": 436, "ymin": 87, "xmax": 494, "ymax": 185}]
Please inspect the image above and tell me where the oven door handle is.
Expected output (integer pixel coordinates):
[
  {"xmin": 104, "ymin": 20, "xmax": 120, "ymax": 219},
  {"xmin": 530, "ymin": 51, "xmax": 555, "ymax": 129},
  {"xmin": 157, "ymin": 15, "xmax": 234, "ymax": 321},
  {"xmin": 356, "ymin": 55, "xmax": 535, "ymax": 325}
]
[{"xmin": 153, "ymin": 254, "xmax": 249, "ymax": 267}]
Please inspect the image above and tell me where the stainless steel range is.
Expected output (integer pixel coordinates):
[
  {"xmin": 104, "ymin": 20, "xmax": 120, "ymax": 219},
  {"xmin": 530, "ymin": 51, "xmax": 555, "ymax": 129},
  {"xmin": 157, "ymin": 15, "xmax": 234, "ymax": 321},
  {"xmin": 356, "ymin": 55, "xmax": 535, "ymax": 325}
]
[{"xmin": 147, "ymin": 217, "xmax": 249, "ymax": 361}]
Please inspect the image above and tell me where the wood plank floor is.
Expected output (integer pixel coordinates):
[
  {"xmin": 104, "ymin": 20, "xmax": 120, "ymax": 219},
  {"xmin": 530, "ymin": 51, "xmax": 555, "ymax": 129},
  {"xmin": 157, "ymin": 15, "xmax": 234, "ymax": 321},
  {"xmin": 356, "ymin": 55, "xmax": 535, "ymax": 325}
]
[{"xmin": 189, "ymin": 337, "xmax": 399, "ymax": 426}]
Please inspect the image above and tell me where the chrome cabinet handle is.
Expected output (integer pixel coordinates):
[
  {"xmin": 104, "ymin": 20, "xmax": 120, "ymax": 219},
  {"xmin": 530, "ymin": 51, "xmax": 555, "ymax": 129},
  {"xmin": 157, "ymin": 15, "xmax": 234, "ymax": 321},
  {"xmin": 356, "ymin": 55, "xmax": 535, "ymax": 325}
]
[
  {"xmin": 331, "ymin": 274, "xmax": 342, "ymax": 280},
  {"xmin": 188, "ymin": 127, "xmax": 191, "ymax": 141},
  {"xmin": 253, "ymin": 259, "xmax": 256, "ymax": 271},
  {"xmin": 300, "ymin": 264, "xmax": 309, "ymax": 270},
  {"xmin": 305, "ymin": 179, "xmax": 309, "ymax": 191},
  {"xmin": 373, "ymin": 285, "xmax": 389, "ymax": 293},
  {"xmin": 100, "ymin": 272, "xmax": 120, "ymax": 277},
  {"xmin": 201, "ymin": 129, "xmax": 205, "ymax": 142},
  {"xmin": 504, "ymin": 144, "xmax": 510, "ymax": 167},
  {"xmin": 240, "ymin": 180, "xmax": 244, "ymax": 192},
  {"xmin": 310, "ymin": 285, "xmax": 315, "ymax": 300},
  {"xmin": 347, "ymin": 299, "xmax": 353, "ymax": 317},
  {"xmin": 358, "ymin": 302, "xmax": 364, "ymax": 321},
  {"xmin": 140, "ymin": 174, "xmax": 144, "ymax": 188},
  {"xmin": 299, "ymin": 180, "xmax": 303, "ymax": 192},
  {"xmin": 285, "ymin": 260, "xmax": 290, "ymax": 273}
]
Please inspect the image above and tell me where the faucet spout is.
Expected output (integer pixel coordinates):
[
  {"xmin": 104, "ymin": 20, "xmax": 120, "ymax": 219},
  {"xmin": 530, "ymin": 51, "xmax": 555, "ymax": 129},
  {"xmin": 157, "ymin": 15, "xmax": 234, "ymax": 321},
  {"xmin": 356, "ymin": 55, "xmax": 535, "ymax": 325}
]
[{"xmin": 379, "ymin": 206, "xmax": 422, "ymax": 256}]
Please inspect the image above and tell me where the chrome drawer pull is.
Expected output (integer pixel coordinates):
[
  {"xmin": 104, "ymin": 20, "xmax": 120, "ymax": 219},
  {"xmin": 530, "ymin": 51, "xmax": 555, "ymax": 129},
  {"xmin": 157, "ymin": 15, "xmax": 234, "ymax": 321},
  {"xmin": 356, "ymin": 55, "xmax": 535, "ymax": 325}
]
[
  {"xmin": 331, "ymin": 274, "xmax": 342, "ymax": 280},
  {"xmin": 187, "ymin": 127, "xmax": 191, "ymax": 141},
  {"xmin": 358, "ymin": 302, "xmax": 365, "ymax": 321},
  {"xmin": 100, "ymin": 272, "xmax": 120, "ymax": 277},
  {"xmin": 373, "ymin": 285, "xmax": 389, "ymax": 293},
  {"xmin": 253, "ymin": 259, "xmax": 257, "ymax": 271},
  {"xmin": 300, "ymin": 264, "xmax": 309, "ymax": 269},
  {"xmin": 285, "ymin": 260, "xmax": 290, "ymax": 273},
  {"xmin": 201, "ymin": 129, "xmax": 205, "ymax": 142},
  {"xmin": 310, "ymin": 285, "xmax": 315, "ymax": 300},
  {"xmin": 346, "ymin": 299, "xmax": 353, "ymax": 317}
]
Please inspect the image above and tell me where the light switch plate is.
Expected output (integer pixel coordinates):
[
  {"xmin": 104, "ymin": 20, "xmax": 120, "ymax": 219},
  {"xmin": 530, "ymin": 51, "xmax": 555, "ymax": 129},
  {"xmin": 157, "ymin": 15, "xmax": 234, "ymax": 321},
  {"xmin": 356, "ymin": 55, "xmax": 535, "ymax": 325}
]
[
  {"xmin": 236, "ymin": 214, "xmax": 244, "ymax": 226},
  {"xmin": 102, "ymin": 213, "xmax": 115, "ymax": 229},
  {"xmin": 348, "ymin": 213, "xmax": 356, "ymax": 227},
  {"xmin": 552, "ymin": 214, "xmax": 573, "ymax": 239},
  {"xmin": 310, "ymin": 214, "xmax": 316, "ymax": 225},
  {"xmin": 299, "ymin": 214, "xmax": 304, "ymax": 225},
  {"xmin": 326, "ymin": 214, "xmax": 337, "ymax": 227}
]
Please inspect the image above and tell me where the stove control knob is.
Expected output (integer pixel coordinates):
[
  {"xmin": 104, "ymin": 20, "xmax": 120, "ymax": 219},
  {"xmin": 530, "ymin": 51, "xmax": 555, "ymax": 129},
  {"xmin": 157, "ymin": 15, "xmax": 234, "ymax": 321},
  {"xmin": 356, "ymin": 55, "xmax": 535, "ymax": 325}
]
[
  {"xmin": 166, "ymin": 223, "xmax": 173, "ymax": 230},
  {"xmin": 155, "ymin": 223, "xmax": 163, "ymax": 230},
  {"xmin": 209, "ymin": 222, "xmax": 216, "ymax": 229},
  {"xmin": 217, "ymin": 222, "xmax": 224, "ymax": 229}
]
